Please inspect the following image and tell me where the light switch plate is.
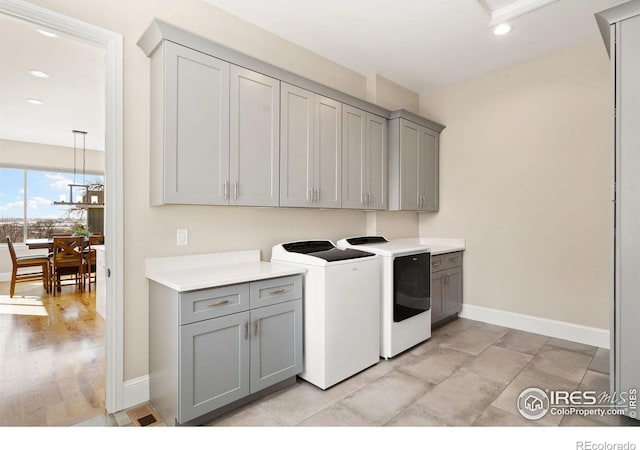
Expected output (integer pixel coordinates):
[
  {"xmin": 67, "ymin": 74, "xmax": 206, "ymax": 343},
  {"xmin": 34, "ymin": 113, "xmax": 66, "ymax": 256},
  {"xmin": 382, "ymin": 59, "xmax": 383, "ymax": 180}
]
[{"xmin": 177, "ymin": 229, "xmax": 188, "ymax": 246}]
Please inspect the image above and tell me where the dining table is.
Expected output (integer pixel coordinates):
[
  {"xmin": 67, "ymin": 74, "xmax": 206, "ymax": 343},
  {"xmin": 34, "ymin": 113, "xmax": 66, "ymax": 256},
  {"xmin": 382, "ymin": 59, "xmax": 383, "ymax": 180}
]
[
  {"xmin": 25, "ymin": 236, "xmax": 104, "ymax": 251},
  {"xmin": 25, "ymin": 238, "xmax": 56, "ymax": 250}
]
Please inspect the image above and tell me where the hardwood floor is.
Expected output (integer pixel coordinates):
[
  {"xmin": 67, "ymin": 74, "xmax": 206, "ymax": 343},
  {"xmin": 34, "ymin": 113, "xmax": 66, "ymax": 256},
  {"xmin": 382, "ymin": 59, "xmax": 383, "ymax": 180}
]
[{"xmin": 0, "ymin": 279, "xmax": 105, "ymax": 426}]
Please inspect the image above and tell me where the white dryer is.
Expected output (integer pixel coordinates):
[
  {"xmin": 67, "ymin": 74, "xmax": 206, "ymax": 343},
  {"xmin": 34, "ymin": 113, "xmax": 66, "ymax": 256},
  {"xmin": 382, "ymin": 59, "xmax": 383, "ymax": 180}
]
[
  {"xmin": 271, "ymin": 240, "xmax": 380, "ymax": 389},
  {"xmin": 337, "ymin": 236, "xmax": 431, "ymax": 359}
]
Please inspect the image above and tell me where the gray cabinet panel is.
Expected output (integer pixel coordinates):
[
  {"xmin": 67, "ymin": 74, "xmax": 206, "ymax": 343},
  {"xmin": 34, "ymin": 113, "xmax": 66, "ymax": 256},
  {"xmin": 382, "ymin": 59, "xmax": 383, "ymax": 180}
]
[
  {"xmin": 367, "ymin": 113, "xmax": 388, "ymax": 210},
  {"xmin": 444, "ymin": 267, "xmax": 463, "ymax": 317},
  {"xmin": 180, "ymin": 283, "xmax": 250, "ymax": 325},
  {"xmin": 400, "ymin": 120, "xmax": 421, "ymax": 210},
  {"xmin": 249, "ymin": 275, "xmax": 302, "ymax": 309},
  {"xmin": 431, "ymin": 271, "xmax": 445, "ymax": 324},
  {"xmin": 431, "ymin": 252, "xmax": 463, "ymax": 326},
  {"xmin": 342, "ymin": 105, "xmax": 367, "ymax": 209},
  {"xmin": 164, "ymin": 41, "xmax": 229, "ymax": 205},
  {"xmin": 420, "ymin": 127, "xmax": 439, "ymax": 211},
  {"xmin": 617, "ymin": 13, "xmax": 640, "ymax": 402},
  {"xmin": 179, "ymin": 311, "xmax": 250, "ymax": 423},
  {"xmin": 230, "ymin": 66, "xmax": 280, "ymax": 206},
  {"xmin": 250, "ymin": 299, "xmax": 303, "ymax": 392},
  {"xmin": 280, "ymin": 83, "xmax": 314, "ymax": 207},
  {"xmin": 341, "ymin": 106, "xmax": 387, "ymax": 210},
  {"xmin": 389, "ymin": 117, "xmax": 441, "ymax": 211},
  {"xmin": 315, "ymin": 95, "xmax": 342, "ymax": 208},
  {"xmin": 280, "ymin": 83, "xmax": 342, "ymax": 208}
]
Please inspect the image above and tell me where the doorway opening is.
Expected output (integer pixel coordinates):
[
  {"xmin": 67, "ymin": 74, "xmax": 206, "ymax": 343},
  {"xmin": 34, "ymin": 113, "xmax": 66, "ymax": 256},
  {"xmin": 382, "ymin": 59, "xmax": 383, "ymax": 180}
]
[{"xmin": 0, "ymin": 0, "xmax": 124, "ymax": 421}]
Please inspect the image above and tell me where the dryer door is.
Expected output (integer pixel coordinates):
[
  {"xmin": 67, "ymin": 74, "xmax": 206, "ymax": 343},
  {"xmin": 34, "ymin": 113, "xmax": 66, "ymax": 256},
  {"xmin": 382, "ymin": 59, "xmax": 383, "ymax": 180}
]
[{"xmin": 393, "ymin": 252, "xmax": 430, "ymax": 322}]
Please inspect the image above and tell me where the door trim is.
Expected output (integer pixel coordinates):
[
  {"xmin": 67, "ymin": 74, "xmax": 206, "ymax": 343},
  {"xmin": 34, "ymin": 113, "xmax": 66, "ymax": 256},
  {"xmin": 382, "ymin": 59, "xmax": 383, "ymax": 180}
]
[{"xmin": 0, "ymin": 0, "xmax": 125, "ymax": 413}]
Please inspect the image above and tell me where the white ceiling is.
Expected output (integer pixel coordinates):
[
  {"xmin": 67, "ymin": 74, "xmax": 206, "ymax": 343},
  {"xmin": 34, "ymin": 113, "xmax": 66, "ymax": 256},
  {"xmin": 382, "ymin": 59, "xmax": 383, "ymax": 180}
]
[
  {"xmin": 204, "ymin": 0, "xmax": 623, "ymax": 93},
  {"xmin": 0, "ymin": 13, "xmax": 105, "ymax": 151},
  {"xmin": 0, "ymin": 1, "xmax": 624, "ymax": 152}
]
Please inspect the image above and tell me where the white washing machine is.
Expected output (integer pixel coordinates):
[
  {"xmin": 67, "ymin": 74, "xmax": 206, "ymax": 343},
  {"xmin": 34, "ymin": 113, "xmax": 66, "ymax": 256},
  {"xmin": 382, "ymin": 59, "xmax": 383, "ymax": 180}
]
[
  {"xmin": 271, "ymin": 240, "xmax": 380, "ymax": 389},
  {"xmin": 337, "ymin": 236, "xmax": 431, "ymax": 359}
]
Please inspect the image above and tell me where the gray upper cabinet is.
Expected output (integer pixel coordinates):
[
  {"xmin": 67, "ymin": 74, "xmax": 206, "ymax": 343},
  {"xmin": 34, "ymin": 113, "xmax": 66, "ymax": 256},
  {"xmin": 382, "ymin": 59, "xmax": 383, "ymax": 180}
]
[
  {"xmin": 152, "ymin": 41, "xmax": 230, "ymax": 206},
  {"xmin": 280, "ymin": 82, "xmax": 342, "ymax": 208},
  {"xmin": 230, "ymin": 66, "xmax": 280, "ymax": 207},
  {"xmin": 388, "ymin": 117, "xmax": 440, "ymax": 211},
  {"xmin": 150, "ymin": 41, "xmax": 280, "ymax": 207},
  {"xmin": 141, "ymin": 26, "xmax": 445, "ymax": 211},
  {"xmin": 342, "ymin": 105, "xmax": 388, "ymax": 210}
]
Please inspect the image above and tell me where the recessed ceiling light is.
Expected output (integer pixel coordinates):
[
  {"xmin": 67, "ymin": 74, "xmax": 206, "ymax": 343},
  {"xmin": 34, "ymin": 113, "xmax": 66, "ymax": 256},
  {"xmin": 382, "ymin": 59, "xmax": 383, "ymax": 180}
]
[
  {"xmin": 493, "ymin": 23, "xmax": 512, "ymax": 36},
  {"xmin": 26, "ymin": 98, "xmax": 43, "ymax": 105},
  {"xmin": 29, "ymin": 70, "xmax": 50, "ymax": 78},
  {"xmin": 36, "ymin": 29, "xmax": 58, "ymax": 38}
]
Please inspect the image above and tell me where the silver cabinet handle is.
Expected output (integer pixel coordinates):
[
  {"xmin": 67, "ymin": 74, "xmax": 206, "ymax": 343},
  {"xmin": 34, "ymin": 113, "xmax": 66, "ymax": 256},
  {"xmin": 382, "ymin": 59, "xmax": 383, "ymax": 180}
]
[
  {"xmin": 362, "ymin": 193, "xmax": 366, "ymax": 205},
  {"xmin": 254, "ymin": 320, "xmax": 259, "ymax": 337},
  {"xmin": 367, "ymin": 193, "xmax": 371, "ymax": 205},
  {"xmin": 315, "ymin": 188, "xmax": 319, "ymax": 203},
  {"xmin": 233, "ymin": 181, "xmax": 238, "ymax": 200},
  {"xmin": 208, "ymin": 299, "xmax": 229, "ymax": 307},
  {"xmin": 244, "ymin": 320, "xmax": 249, "ymax": 340},
  {"xmin": 224, "ymin": 180, "xmax": 229, "ymax": 200},
  {"xmin": 432, "ymin": 260, "xmax": 442, "ymax": 267},
  {"xmin": 270, "ymin": 288, "xmax": 286, "ymax": 295},
  {"xmin": 309, "ymin": 188, "xmax": 314, "ymax": 203}
]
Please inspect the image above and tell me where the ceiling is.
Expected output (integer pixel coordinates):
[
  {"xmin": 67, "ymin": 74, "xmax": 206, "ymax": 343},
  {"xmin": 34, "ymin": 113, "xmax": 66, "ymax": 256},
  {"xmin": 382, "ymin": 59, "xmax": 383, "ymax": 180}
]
[
  {"xmin": 0, "ymin": 13, "xmax": 105, "ymax": 151},
  {"xmin": 0, "ymin": 0, "xmax": 624, "ymax": 152},
  {"xmin": 204, "ymin": 0, "xmax": 623, "ymax": 93}
]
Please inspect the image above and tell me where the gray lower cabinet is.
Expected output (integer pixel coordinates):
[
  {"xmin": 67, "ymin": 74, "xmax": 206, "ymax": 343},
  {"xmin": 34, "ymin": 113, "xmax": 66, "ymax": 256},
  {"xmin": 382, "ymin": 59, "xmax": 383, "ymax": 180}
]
[
  {"xmin": 280, "ymin": 82, "xmax": 342, "ymax": 208},
  {"xmin": 388, "ymin": 117, "xmax": 440, "ymax": 211},
  {"xmin": 342, "ymin": 104, "xmax": 388, "ymax": 210},
  {"xmin": 149, "ymin": 275, "xmax": 303, "ymax": 425},
  {"xmin": 150, "ymin": 40, "xmax": 280, "ymax": 207},
  {"xmin": 430, "ymin": 252, "xmax": 463, "ymax": 326}
]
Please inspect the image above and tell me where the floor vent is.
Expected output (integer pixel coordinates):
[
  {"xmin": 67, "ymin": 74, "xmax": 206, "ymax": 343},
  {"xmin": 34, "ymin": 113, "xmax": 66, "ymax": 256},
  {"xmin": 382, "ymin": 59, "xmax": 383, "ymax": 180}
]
[{"xmin": 126, "ymin": 403, "xmax": 164, "ymax": 427}]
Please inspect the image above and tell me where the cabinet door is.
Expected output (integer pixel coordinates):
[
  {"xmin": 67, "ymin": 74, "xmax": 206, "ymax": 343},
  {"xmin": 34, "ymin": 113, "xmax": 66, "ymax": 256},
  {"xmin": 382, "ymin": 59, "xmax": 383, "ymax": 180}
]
[
  {"xmin": 164, "ymin": 41, "xmax": 229, "ymax": 205},
  {"xmin": 419, "ymin": 126, "xmax": 439, "ymax": 211},
  {"xmin": 250, "ymin": 300, "xmax": 303, "ymax": 392},
  {"xmin": 444, "ymin": 267, "xmax": 463, "ymax": 317},
  {"xmin": 430, "ymin": 270, "xmax": 445, "ymax": 325},
  {"xmin": 280, "ymin": 83, "xmax": 314, "ymax": 207},
  {"xmin": 315, "ymin": 95, "xmax": 342, "ymax": 208},
  {"xmin": 179, "ymin": 311, "xmax": 250, "ymax": 423},
  {"xmin": 399, "ymin": 119, "xmax": 421, "ymax": 210},
  {"xmin": 342, "ymin": 105, "xmax": 367, "ymax": 209},
  {"xmin": 367, "ymin": 113, "xmax": 388, "ymax": 210},
  {"xmin": 230, "ymin": 66, "xmax": 280, "ymax": 207}
]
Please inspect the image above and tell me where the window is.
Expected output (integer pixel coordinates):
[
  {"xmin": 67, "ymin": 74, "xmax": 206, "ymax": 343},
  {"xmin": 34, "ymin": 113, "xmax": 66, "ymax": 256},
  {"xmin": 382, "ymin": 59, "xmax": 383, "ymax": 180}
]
[{"xmin": 0, "ymin": 167, "xmax": 104, "ymax": 243}]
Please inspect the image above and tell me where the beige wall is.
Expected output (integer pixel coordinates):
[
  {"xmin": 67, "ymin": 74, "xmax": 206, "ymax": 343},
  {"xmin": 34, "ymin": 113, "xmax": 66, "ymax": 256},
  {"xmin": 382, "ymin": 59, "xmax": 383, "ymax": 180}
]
[
  {"xmin": 21, "ymin": 0, "xmax": 420, "ymax": 382},
  {"xmin": 419, "ymin": 38, "xmax": 611, "ymax": 329},
  {"xmin": 366, "ymin": 73, "xmax": 420, "ymax": 114}
]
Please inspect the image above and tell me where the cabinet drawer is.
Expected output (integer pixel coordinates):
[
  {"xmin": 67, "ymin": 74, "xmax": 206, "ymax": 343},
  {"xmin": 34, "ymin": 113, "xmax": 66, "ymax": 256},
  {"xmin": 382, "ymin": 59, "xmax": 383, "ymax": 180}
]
[
  {"xmin": 250, "ymin": 275, "xmax": 302, "ymax": 309},
  {"xmin": 431, "ymin": 254, "xmax": 445, "ymax": 272},
  {"xmin": 180, "ymin": 284, "xmax": 250, "ymax": 325},
  {"xmin": 443, "ymin": 251, "xmax": 463, "ymax": 270}
]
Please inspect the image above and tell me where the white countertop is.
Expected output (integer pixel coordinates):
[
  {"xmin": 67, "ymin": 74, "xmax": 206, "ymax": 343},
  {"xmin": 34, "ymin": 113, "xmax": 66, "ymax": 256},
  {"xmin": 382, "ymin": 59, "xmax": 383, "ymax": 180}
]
[
  {"xmin": 393, "ymin": 237, "xmax": 466, "ymax": 255},
  {"xmin": 146, "ymin": 250, "xmax": 305, "ymax": 292}
]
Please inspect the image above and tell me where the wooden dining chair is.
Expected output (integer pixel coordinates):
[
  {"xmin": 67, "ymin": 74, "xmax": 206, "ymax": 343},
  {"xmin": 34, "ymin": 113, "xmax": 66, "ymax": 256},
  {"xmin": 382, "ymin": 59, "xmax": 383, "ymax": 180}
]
[
  {"xmin": 83, "ymin": 235, "xmax": 104, "ymax": 291},
  {"xmin": 6, "ymin": 236, "xmax": 50, "ymax": 298},
  {"xmin": 49, "ymin": 236, "xmax": 86, "ymax": 296}
]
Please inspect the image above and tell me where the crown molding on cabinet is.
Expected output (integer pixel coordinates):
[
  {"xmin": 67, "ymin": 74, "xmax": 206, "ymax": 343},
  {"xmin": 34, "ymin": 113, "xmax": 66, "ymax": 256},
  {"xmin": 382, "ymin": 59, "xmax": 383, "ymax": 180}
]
[{"xmin": 595, "ymin": 0, "xmax": 640, "ymax": 56}]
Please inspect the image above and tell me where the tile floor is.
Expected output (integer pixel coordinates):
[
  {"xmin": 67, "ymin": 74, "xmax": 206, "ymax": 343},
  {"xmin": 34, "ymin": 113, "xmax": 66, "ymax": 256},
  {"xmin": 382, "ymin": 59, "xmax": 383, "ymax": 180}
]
[{"xmin": 78, "ymin": 317, "xmax": 639, "ymax": 427}]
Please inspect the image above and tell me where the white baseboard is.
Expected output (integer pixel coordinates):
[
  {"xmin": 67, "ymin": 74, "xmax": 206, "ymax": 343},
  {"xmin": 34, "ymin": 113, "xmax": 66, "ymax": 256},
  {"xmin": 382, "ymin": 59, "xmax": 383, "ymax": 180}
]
[
  {"xmin": 123, "ymin": 375, "xmax": 150, "ymax": 410},
  {"xmin": 459, "ymin": 304, "xmax": 610, "ymax": 349}
]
